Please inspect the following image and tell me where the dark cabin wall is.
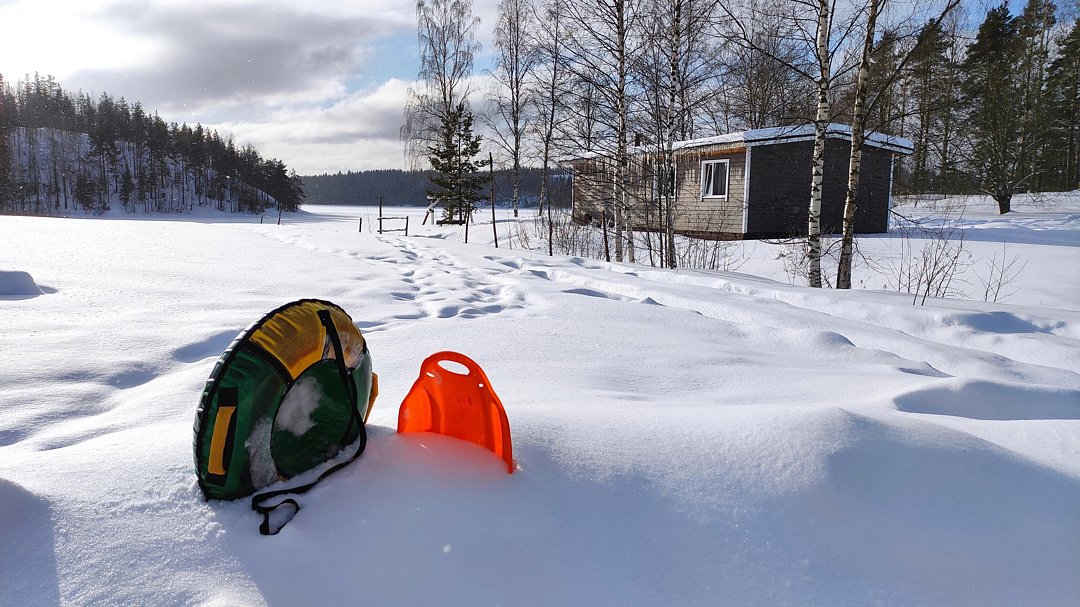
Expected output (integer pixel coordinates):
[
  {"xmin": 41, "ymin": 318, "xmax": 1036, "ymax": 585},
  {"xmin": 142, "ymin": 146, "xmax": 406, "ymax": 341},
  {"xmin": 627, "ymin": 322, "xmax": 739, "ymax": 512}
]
[
  {"xmin": 851, "ymin": 144, "xmax": 892, "ymax": 233},
  {"xmin": 746, "ymin": 139, "xmax": 892, "ymax": 237},
  {"xmin": 745, "ymin": 140, "xmax": 814, "ymax": 236},
  {"xmin": 821, "ymin": 139, "xmax": 891, "ymax": 234}
]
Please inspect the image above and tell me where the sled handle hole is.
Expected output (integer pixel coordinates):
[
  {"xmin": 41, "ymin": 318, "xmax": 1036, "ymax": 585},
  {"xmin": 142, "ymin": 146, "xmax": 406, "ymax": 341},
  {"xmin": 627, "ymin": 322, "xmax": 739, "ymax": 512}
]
[{"xmin": 437, "ymin": 360, "xmax": 471, "ymax": 376}]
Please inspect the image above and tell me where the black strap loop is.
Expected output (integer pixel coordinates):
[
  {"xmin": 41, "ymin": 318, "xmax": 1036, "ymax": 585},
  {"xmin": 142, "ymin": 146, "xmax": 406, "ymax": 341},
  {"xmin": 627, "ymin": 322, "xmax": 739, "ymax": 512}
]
[{"xmin": 255, "ymin": 498, "xmax": 299, "ymax": 536}]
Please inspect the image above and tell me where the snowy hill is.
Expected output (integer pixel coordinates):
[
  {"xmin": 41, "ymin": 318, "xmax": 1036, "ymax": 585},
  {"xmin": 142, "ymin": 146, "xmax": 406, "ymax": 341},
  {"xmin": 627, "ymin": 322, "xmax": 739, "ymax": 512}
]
[
  {"xmin": 1, "ymin": 200, "xmax": 1078, "ymax": 605},
  {"xmin": 5, "ymin": 126, "xmax": 286, "ymax": 216}
]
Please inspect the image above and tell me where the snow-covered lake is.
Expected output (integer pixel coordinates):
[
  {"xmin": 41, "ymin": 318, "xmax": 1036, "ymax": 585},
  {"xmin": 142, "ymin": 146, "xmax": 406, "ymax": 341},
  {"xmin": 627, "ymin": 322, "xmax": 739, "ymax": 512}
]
[{"xmin": 1, "ymin": 198, "xmax": 1078, "ymax": 605}]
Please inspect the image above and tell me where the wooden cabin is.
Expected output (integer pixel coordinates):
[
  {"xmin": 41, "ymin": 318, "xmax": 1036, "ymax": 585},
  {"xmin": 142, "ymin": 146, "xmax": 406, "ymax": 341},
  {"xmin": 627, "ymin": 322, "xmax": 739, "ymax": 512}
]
[{"xmin": 565, "ymin": 124, "xmax": 913, "ymax": 239}]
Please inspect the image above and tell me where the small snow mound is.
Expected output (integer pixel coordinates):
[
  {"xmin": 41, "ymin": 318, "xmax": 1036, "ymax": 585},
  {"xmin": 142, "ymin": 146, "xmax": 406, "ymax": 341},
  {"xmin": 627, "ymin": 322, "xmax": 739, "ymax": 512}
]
[
  {"xmin": 0, "ymin": 270, "xmax": 43, "ymax": 297},
  {"xmin": 812, "ymin": 331, "xmax": 855, "ymax": 348},
  {"xmin": 894, "ymin": 379, "xmax": 1080, "ymax": 420}
]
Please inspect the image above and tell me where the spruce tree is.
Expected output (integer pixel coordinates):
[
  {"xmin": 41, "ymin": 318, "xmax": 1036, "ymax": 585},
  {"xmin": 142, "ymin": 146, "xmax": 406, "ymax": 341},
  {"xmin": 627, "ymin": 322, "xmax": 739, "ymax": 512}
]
[{"xmin": 426, "ymin": 102, "xmax": 486, "ymax": 221}]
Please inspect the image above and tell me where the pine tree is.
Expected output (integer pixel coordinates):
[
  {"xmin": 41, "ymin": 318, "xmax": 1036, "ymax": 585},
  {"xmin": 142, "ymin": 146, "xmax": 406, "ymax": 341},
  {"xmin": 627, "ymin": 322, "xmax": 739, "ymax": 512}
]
[
  {"xmin": 287, "ymin": 170, "xmax": 305, "ymax": 212},
  {"xmin": 866, "ymin": 28, "xmax": 903, "ymax": 136},
  {"xmin": 426, "ymin": 102, "xmax": 486, "ymax": 221},
  {"xmin": 1044, "ymin": 19, "xmax": 1080, "ymax": 190},
  {"xmin": 119, "ymin": 167, "xmax": 135, "ymax": 209},
  {"xmin": 73, "ymin": 172, "xmax": 96, "ymax": 210},
  {"xmin": 1, "ymin": 74, "xmax": 303, "ymax": 217},
  {"xmin": 961, "ymin": 4, "xmax": 1024, "ymax": 213},
  {"xmin": 1016, "ymin": 0, "xmax": 1057, "ymax": 189},
  {"xmin": 0, "ymin": 74, "xmax": 14, "ymax": 211},
  {"xmin": 89, "ymin": 92, "xmax": 120, "ymax": 211},
  {"xmin": 908, "ymin": 19, "xmax": 955, "ymax": 192}
]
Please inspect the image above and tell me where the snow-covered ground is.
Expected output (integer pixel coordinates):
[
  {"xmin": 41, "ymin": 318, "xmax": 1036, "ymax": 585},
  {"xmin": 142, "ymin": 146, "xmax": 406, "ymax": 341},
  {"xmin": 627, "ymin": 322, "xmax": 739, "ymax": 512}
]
[{"xmin": 1, "ymin": 196, "xmax": 1078, "ymax": 606}]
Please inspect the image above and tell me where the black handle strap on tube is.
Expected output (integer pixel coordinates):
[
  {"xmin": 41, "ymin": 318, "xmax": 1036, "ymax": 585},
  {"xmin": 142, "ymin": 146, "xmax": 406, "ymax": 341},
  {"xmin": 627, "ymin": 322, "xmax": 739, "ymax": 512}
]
[
  {"xmin": 319, "ymin": 310, "xmax": 361, "ymax": 444},
  {"xmin": 249, "ymin": 310, "xmax": 367, "ymax": 536}
]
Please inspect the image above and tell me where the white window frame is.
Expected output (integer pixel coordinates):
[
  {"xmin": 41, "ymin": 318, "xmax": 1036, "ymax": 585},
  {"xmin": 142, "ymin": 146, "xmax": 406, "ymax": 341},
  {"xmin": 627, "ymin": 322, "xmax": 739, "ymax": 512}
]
[{"xmin": 700, "ymin": 159, "xmax": 730, "ymax": 200}]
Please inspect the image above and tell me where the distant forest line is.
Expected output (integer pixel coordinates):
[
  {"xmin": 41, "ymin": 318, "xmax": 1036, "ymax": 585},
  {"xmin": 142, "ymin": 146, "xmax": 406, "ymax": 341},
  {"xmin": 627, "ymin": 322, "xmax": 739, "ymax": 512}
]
[
  {"xmin": 300, "ymin": 167, "xmax": 571, "ymax": 207},
  {"xmin": 0, "ymin": 73, "xmax": 302, "ymax": 215}
]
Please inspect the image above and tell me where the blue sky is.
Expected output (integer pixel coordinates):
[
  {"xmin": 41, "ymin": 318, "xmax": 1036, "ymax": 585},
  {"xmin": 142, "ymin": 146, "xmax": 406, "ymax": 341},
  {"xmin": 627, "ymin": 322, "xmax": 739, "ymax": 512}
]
[{"xmin": 0, "ymin": 0, "xmax": 499, "ymax": 174}]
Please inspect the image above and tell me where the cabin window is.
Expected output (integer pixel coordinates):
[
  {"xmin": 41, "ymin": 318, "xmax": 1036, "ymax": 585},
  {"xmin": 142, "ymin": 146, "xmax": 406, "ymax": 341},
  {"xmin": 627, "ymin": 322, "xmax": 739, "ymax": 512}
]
[{"xmin": 700, "ymin": 159, "xmax": 729, "ymax": 198}]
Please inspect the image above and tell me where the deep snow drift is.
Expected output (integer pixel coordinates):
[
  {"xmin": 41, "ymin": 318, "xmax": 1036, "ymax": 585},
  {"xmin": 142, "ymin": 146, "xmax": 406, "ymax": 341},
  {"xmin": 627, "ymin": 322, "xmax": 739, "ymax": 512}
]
[
  {"xmin": 0, "ymin": 270, "xmax": 43, "ymax": 297},
  {"xmin": 1, "ymin": 200, "xmax": 1078, "ymax": 606}
]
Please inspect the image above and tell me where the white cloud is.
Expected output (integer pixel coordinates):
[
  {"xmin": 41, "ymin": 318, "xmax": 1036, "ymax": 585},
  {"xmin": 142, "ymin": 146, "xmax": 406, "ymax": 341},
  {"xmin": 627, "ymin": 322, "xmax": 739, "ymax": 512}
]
[
  {"xmin": 0, "ymin": 0, "xmax": 503, "ymax": 173},
  {"xmin": 0, "ymin": 1, "xmax": 152, "ymax": 79},
  {"xmin": 208, "ymin": 78, "xmax": 415, "ymax": 173}
]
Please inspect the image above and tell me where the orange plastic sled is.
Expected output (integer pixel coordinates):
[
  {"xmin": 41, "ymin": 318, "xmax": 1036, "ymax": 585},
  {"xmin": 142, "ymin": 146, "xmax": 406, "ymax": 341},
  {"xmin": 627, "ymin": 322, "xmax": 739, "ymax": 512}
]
[{"xmin": 397, "ymin": 351, "xmax": 514, "ymax": 473}]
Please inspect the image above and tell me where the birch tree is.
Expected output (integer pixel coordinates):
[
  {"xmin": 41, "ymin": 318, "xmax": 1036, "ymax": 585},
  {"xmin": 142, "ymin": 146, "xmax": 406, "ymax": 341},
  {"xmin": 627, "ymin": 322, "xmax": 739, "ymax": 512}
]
[
  {"xmin": 718, "ymin": 0, "xmax": 862, "ymax": 287},
  {"xmin": 719, "ymin": 11, "xmax": 811, "ymax": 131},
  {"xmin": 402, "ymin": 0, "xmax": 481, "ymax": 168},
  {"xmin": 836, "ymin": 0, "xmax": 961, "ymax": 288},
  {"xmin": 835, "ymin": 0, "xmax": 883, "ymax": 290},
  {"xmin": 805, "ymin": 0, "xmax": 834, "ymax": 287},
  {"xmin": 528, "ymin": 0, "xmax": 570, "ymax": 254},
  {"xmin": 638, "ymin": 0, "xmax": 721, "ymax": 267},
  {"xmin": 563, "ymin": 0, "xmax": 642, "ymax": 263},
  {"xmin": 487, "ymin": 0, "xmax": 537, "ymax": 218}
]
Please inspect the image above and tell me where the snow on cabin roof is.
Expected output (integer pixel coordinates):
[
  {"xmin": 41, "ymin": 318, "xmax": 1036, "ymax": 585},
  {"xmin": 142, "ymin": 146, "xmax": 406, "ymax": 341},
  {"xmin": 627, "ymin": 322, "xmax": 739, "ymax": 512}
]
[
  {"xmin": 672, "ymin": 123, "xmax": 914, "ymax": 153},
  {"xmin": 559, "ymin": 123, "xmax": 914, "ymax": 162},
  {"xmin": 753, "ymin": 123, "xmax": 913, "ymax": 153}
]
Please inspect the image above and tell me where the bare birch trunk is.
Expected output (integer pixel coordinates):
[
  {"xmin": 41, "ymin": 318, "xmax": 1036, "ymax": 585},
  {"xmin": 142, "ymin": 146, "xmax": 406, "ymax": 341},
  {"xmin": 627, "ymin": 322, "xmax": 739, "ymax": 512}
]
[
  {"xmin": 837, "ymin": 0, "xmax": 881, "ymax": 289},
  {"xmin": 503, "ymin": 0, "xmax": 528, "ymax": 218},
  {"xmin": 534, "ymin": 0, "xmax": 564, "ymax": 255},
  {"xmin": 614, "ymin": 0, "xmax": 628, "ymax": 263},
  {"xmin": 613, "ymin": 177, "xmax": 624, "ymax": 262},
  {"xmin": 664, "ymin": 0, "xmax": 681, "ymax": 269},
  {"xmin": 807, "ymin": 0, "xmax": 832, "ymax": 289}
]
